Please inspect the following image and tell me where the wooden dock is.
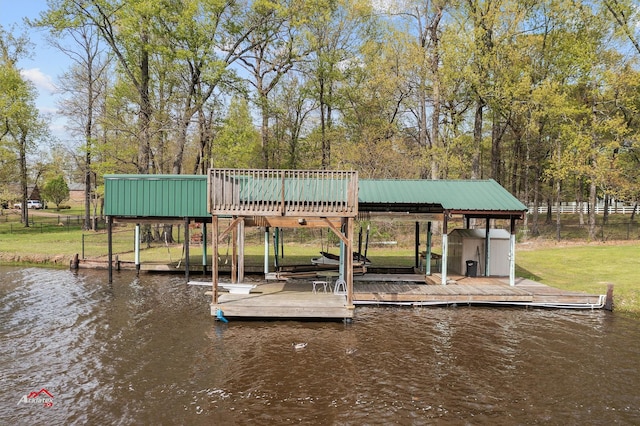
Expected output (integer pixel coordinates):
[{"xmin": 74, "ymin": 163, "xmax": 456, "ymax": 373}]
[
  {"xmin": 353, "ymin": 274, "xmax": 605, "ymax": 308},
  {"xmin": 203, "ymin": 274, "xmax": 606, "ymax": 321},
  {"xmin": 208, "ymin": 281, "xmax": 355, "ymax": 320}
]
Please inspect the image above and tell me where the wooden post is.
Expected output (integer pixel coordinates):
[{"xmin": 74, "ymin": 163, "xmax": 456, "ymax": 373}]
[
  {"xmin": 414, "ymin": 221, "xmax": 420, "ymax": 269},
  {"xmin": 232, "ymin": 219, "xmax": 238, "ymax": 284},
  {"xmin": 71, "ymin": 253, "xmax": 79, "ymax": 270},
  {"xmin": 605, "ymin": 284, "xmax": 614, "ymax": 311},
  {"xmin": 346, "ymin": 216, "xmax": 354, "ymax": 306},
  {"xmin": 202, "ymin": 222, "xmax": 207, "ymax": 275},
  {"xmin": 212, "ymin": 215, "xmax": 219, "ymax": 305},
  {"xmin": 107, "ymin": 216, "xmax": 113, "ymax": 283},
  {"xmin": 264, "ymin": 227, "xmax": 270, "ymax": 275}
]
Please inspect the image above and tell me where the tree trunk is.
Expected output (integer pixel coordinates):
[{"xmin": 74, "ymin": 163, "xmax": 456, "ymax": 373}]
[
  {"xmin": 138, "ymin": 28, "xmax": 152, "ymax": 174},
  {"xmin": 19, "ymin": 131, "xmax": 29, "ymax": 227},
  {"xmin": 577, "ymin": 178, "xmax": 585, "ymax": 226},
  {"xmin": 531, "ymin": 167, "xmax": 540, "ymax": 236},
  {"xmin": 261, "ymin": 94, "xmax": 270, "ymax": 168},
  {"xmin": 429, "ymin": 6, "xmax": 443, "ymax": 180},
  {"xmin": 319, "ymin": 77, "xmax": 329, "ymax": 169},
  {"xmin": 491, "ymin": 112, "xmax": 506, "ymax": 183},
  {"xmin": 588, "ymin": 180, "xmax": 597, "ymax": 240},
  {"xmin": 471, "ymin": 98, "xmax": 484, "ymax": 179}
]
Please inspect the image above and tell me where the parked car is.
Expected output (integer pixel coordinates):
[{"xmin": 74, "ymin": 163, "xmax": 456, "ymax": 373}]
[
  {"xmin": 27, "ymin": 200, "xmax": 43, "ymax": 209},
  {"xmin": 14, "ymin": 200, "xmax": 43, "ymax": 209}
]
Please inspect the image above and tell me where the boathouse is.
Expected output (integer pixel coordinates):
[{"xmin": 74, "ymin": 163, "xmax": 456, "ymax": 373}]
[{"xmin": 103, "ymin": 170, "xmax": 604, "ymax": 319}]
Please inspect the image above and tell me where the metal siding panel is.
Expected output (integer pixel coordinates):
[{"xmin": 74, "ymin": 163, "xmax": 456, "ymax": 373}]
[{"xmin": 167, "ymin": 179, "xmax": 175, "ymax": 216}]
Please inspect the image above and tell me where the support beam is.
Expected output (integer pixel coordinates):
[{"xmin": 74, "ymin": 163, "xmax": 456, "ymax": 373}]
[
  {"xmin": 202, "ymin": 222, "xmax": 207, "ymax": 275},
  {"xmin": 509, "ymin": 216, "xmax": 517, "ymax": 286},
  {"xmin": 211, "ymin": 215, "xmax": 219, "ymax": 305},
  {"xmin": 218, "ymin": 217, "xmax": 244, "ymax": 242},
  {"xmin": 185, "ymin": 217, "xmax": 190, "ymax": 283},
  {"xmin": 264, "ymin": 227, "xmax": 270, "ymax": 275},
  {"xmin": 238, "ymin": 218, "xmax": 245, "ymax": 282},
  {"xmin": 346, "ymin": 217, "xmax": 354, "ymax": 306},
  {"xmin": 323, "ymin": 217, "xmax": 349, "ymax": 245},
  {"xmin": 232, "ymin": 220, "xmax": 238, "ymax": 284},
  {"xmin": 441, "ymin": 215, "xmax": 449, "ymax": 285},
  {"xmin": 273, "ymin": 227, "xmax": 279, "ymax": 269},
  {"xmin": 485, "ymin": 218, "xmax": 491, "ymax": 276},
  {"xmin": 426, "ymin": 221, "xmax": 432, "ymax": 276},
  {"xmin": 414, "ymin": 221, "xmax": 420, "ymax": 269},
  {"xmin": 107, "ymin": 216, "xmax": 113, "ymax": 283},
  {"xmin": 135, "ymin": 223, "xmax": 140, "ymax": 276}
]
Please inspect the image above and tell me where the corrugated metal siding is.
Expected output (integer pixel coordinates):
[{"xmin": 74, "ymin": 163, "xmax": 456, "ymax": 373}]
[
  {"xmin": 104, "ymin": 175, "xmax": 209, "ymax": 218},
  {"xmin": 359, "ymin": 179, "xmax": 526, "ymax": 212}
]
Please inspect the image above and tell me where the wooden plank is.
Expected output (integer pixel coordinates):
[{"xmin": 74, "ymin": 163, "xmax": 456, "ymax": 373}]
[{"xmin": 213, "ymin": 304, "xmax": 354, "ymax": 319}]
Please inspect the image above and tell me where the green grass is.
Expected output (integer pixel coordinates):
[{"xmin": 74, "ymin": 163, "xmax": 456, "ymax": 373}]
[{"xmin": 516, "ymin": 243, "xmax": 640, "ymax": 317}]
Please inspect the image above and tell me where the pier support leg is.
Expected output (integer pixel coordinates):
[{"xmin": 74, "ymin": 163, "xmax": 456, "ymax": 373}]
[
  {"xmin": 107, "ymin": 216, "xmax": 113, "ymax": 283},
  {"xmin": 135, "ymin": 223, "xmax": 140, "ymax": 276},
  {"xmin": 426, "ymin": 222, "xmax": 432, "ymax": 276},
  {"xmin": 264, "ymin": 227, "xmax": 270, "ymax": 275}
]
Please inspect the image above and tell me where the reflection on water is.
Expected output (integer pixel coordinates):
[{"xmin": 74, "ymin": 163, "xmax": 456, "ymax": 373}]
[{"xmin": 1, "ymin": 265, "xmax": 639, "ymax": 425}]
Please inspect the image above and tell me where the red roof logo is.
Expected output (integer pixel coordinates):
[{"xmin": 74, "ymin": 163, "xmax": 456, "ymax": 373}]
[
  {"xmin": 18, "ymin": 388, "xmax": 54, "ymax": 407},
  {"xmin": 27, "ymin": 389, "xmax": 54, "ymax": 399}
]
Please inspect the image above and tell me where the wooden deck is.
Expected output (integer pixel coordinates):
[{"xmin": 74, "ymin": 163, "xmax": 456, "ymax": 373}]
[
  {"xmin": 353, "ymin": 275, "xmax": 605, "ymax": 308},
  {"xmin": 202, "ymin": 274, "xmax": 606, "ymax": 321},
  {"xmin": 208, "ymin": 281, "xmax": 355, "ymax": 320}
]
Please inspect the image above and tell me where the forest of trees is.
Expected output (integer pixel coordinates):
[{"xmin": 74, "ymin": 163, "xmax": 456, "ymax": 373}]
[{"xmin": 1, "ymin": 0, "xmax": 639, "ymax": 238}]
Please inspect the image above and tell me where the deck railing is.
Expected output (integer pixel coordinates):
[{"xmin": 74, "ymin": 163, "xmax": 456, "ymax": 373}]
[{"xmin": 208, "ymin": 168, "xmax": 358, "ymax": 217}]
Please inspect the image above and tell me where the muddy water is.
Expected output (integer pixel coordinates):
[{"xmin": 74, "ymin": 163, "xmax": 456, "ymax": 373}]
[{"xmin": 1, "ymin": 266, "xmax": 639, "ymax": 425}]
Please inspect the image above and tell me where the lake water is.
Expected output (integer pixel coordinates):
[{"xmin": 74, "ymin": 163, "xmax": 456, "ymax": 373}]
[{"xmin": 1, "ymin": 266, "xmax": 639, "ymax": 425}]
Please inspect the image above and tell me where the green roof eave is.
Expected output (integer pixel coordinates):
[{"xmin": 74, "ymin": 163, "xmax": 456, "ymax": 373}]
[{"xmin": 358, "ymin": 179, "xmax": 527, "ymax": 215}]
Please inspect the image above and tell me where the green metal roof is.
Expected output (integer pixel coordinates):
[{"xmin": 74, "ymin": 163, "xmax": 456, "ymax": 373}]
[
  {"xmin": 104, "ymin": 174, "xmax": 526, "ymax": 219},
  {"xmin": 235, "ymin": 176, "xmax": 349, "ymax": 202},
  {"xmin": 359, "ymin": 179, "xmax": 527, "ymax": 214},
  {"xmin": 104, "ymin": 174, "xmax": 209, "ymax": 218}
]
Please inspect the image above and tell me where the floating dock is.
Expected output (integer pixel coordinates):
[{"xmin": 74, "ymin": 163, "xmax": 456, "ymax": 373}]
[{"xmin": 200, "ymin": 274, "xmax": 606, "ymax": 321}]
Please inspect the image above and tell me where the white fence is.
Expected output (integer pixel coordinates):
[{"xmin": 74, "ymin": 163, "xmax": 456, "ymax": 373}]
[{"xmin": 527, "ymin": 202, "xmax": 637, "ymax": 215}]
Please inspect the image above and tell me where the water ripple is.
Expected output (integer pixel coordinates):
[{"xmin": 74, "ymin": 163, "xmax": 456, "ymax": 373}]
[{"xmin": 1, "ymin": 267, "xmax": 639, "ymax": 425}]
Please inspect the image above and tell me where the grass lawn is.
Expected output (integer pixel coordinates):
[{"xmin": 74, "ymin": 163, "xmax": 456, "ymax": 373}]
[{"xmin": 516, "ymin": 242, "xmax": 640, "ymax": 317}]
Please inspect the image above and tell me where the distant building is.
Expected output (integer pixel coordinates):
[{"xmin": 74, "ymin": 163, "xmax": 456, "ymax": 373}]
[{"xmin": 68, "ymin": 183, "xmax": 85, "ymax": 203}]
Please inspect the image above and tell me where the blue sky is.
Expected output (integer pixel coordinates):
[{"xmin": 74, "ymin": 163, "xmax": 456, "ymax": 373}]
[{"xmin": 1, "ymin": 0, "xmax": 71, "ymax": 141}]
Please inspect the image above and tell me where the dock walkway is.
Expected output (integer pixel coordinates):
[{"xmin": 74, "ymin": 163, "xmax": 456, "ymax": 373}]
[{"xmin": 203, "ymin": 274, "xmax": 606, "ymax": 320}]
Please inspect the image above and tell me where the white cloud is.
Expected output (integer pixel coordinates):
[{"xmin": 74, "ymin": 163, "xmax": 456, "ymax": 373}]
[{"xmin": 20, "ymin": 68, "xmax": 58, "ymax": 94}]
